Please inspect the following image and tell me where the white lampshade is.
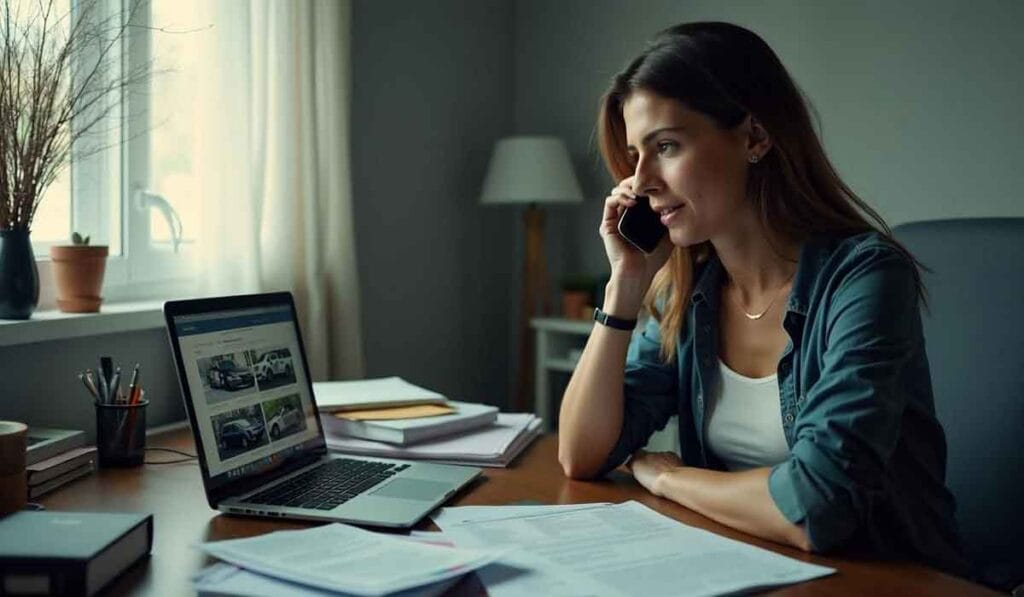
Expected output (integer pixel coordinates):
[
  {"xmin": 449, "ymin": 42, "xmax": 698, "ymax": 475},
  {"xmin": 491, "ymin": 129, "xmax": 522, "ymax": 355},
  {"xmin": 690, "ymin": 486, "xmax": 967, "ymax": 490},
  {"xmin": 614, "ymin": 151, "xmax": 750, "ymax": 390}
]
[{"xmin": 480, "ymin": 136, "xmax": 584, "ymax": 205}]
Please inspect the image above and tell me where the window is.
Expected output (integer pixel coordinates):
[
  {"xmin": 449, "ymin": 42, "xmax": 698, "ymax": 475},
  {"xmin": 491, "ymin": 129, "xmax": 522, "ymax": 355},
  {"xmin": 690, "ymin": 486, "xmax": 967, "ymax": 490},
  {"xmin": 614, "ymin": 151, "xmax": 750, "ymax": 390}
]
[{"xmin": 30, "ymin": 0, "xmax": 211, "ymax": 302}]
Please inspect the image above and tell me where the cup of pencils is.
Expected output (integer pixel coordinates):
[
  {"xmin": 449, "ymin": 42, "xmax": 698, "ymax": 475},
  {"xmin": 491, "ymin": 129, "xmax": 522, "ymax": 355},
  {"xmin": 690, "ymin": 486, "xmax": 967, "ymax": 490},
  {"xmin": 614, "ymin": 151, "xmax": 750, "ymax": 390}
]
[{"xmin": 82, "ymin": 359, "xmax": 148, "ymax": 468}]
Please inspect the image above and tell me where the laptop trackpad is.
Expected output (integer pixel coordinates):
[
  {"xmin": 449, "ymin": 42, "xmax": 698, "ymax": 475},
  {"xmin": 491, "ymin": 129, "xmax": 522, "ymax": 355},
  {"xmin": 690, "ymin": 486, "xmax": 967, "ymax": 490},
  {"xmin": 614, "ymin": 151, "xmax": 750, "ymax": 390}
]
[{"xmin": 371, "ymin": 478, "xmax": 450, "ymax": 501}]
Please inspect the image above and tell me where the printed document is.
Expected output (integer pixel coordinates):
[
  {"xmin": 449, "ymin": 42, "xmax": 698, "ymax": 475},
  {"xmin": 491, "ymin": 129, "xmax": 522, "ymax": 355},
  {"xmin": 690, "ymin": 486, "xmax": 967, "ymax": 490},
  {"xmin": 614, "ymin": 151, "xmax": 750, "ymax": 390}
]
[
  {"xmin": 193, "ymin": 562, "xmax": 460, "ymax": 597},
  {"xmin": 431, "ymin": 503, "xmax": 610, "ymax": 528},
  {"xmin": 441, "ymin": 501, "xmax": 835, "ymax": 597},
  {"xmin": 198, "ymin": 522, "xmax": 504, "ymax": 596}
]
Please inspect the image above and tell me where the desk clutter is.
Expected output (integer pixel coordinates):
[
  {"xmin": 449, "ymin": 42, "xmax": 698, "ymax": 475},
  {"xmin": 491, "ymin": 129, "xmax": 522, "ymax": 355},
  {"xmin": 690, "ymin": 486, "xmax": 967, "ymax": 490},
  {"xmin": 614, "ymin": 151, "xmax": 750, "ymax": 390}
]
[
  {"xmin": 191, "ymin": 501, "xmax": 835, "ymax": 596},
  {"xmin": 315, "ymin": 377, "xmax": 541, "ymax": 468},
  {"xmin": 78, "ymin": 357, "xmax": 149, "ymax": 467}
]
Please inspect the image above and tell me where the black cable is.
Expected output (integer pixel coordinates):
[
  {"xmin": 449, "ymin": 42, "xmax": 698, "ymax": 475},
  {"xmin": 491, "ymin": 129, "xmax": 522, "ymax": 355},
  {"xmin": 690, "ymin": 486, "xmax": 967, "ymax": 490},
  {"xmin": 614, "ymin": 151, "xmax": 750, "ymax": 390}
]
[{"xmin": 143, "ymin": 446, "xmax": 198, "ymax": 464}]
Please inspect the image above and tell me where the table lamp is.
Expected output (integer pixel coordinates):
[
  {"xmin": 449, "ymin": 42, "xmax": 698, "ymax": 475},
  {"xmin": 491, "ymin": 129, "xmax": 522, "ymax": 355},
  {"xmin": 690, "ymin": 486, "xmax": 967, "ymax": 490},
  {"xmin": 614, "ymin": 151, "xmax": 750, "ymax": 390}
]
[{"xmin": 480, "ymin": 136, "xmax": 583, "ymax": 413}]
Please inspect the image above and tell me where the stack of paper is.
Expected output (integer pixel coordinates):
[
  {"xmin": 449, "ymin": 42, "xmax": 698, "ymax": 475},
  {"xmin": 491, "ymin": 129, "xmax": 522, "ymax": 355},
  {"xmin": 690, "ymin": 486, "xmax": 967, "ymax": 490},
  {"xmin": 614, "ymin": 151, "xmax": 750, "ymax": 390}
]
[
  {"xmin": 313, "ymin": 377, "xmax": 447, "ymax": 413},
  {"xmin": 194, "ymin": 522, "xmax": 505, "ymax": 596},
  {"xmin": 320, "ymin": 400, "xmax": 499, "ymax": 446},
  {"xmin": 431, "ymin": 501, "xmax": 836, "ymax": 597},
  {"xmin": 324, "ymin": 413, "xmax": 542, "ymax": 467}
]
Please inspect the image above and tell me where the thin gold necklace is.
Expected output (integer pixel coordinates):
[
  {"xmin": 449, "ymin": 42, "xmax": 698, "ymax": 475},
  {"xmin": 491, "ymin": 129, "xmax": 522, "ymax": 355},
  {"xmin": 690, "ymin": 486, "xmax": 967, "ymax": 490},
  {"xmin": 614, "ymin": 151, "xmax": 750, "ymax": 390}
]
[{"xmin": 730, "ymin": 272, "xmax": 796, "ymax": 320}]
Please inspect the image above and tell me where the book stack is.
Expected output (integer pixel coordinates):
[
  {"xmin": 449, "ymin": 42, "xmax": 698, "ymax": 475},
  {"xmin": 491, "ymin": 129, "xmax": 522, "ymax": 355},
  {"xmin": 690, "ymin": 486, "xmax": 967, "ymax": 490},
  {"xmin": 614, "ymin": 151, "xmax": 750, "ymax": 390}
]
[
  {"xmin": 314, "ymin": 377, "xmax": 542, "ymax": 467},
  {"xmin": 25, "ymin": 428, "xmax": 97, "ymax": 500}
]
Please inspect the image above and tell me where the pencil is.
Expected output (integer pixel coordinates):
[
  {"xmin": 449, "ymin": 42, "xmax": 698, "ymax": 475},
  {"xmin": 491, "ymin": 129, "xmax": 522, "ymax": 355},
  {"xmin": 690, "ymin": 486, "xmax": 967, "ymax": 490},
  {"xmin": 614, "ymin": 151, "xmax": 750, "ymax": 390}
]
[{"xmin": 79, "ymin": 372, "xmax": 98, "ymax": 399}]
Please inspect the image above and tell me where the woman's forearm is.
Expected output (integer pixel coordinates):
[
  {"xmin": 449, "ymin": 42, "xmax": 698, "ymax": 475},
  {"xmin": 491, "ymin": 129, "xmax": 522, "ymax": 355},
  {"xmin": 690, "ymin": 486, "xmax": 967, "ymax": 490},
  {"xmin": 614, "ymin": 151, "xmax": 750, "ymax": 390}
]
[
  {"xmin": 557, "ymin": 324, "xmax": 630, "ymax": 478},
  {"xmin": 557, "ymin": 281, "xmax": 644, "ymax": 479},
  {"xmin": 654, "ymin": 466, "xmax": 811, "ymax": 551}
]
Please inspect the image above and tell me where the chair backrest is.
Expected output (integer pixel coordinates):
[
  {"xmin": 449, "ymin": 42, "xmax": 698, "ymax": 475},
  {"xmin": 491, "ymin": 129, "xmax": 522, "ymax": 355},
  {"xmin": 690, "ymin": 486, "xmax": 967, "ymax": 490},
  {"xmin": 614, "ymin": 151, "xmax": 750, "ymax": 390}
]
[{"xmin": 893, "ymin": 218, "xmax": 1024, "ymax": 589}]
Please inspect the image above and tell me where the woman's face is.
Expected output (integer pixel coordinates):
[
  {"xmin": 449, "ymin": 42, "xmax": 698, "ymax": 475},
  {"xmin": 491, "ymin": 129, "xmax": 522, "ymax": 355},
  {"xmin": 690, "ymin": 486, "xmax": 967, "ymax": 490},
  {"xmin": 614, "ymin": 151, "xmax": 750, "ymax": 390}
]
[{"xmin": 622, "ymin": 89, "xmax": 755, "ymax": 248}]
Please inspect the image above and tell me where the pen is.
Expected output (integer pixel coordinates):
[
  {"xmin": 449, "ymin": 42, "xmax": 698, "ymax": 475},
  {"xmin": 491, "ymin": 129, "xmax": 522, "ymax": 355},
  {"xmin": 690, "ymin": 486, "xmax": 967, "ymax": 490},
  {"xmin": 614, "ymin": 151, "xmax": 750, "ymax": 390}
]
[
  {"xmin": 127, "ymin": 363, "xmax": 140, "ymax": 403},
  {"xmin": 100, "ymin": 356, "xmax": 113, "ymax": 386},
  {"xmin": 98, "ymin": 369, "xmax": 110, "ymax": 404},
  {"xmin": 110, "ymin": 368, "xmax": 122, "ymax": 404},
  {"xmin": 79, "ymin": 372, "xmax": 98, "ymax": 399}
]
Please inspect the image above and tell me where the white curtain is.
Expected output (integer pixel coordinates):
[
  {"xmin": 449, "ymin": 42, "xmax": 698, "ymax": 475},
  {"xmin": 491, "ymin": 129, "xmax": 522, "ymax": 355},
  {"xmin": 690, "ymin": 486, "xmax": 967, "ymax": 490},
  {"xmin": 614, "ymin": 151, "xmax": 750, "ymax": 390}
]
[{"xmin": 193, "ymin": 0, "xmax": 364, "ymax": 381}]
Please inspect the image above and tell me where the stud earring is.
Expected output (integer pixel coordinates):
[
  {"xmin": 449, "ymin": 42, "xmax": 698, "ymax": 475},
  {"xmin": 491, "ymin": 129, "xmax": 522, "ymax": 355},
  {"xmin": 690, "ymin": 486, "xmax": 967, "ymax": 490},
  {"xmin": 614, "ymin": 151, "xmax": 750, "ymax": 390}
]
[{"xmin": 749, "ymin": 154, "xmax": 760, "ymax": 164}]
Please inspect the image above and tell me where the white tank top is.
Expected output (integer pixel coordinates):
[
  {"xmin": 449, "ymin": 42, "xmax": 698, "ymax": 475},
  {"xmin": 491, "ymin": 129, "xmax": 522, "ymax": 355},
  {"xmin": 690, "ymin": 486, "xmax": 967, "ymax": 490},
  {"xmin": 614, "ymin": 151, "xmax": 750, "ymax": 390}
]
[{"xmin": 704, "ymin": 359, "xmax": 790, "ymax": 471}]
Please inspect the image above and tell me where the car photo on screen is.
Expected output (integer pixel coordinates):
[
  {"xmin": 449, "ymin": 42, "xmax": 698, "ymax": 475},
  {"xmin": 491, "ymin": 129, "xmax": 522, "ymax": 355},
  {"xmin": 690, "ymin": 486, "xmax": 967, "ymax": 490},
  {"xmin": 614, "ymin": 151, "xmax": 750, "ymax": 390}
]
[
  {"xmin": 261, "ymin": 393, "xmax": 307, "ymax": 441},
  {"xmin": 197, "ymin": 353, "xmax": 258, "ymax": 405},
  {"xmin": 244, "ymin": 347, "xmax": 297, "ymax": 391},
  {"xmin": 211, "ymin": 405, "xmax": 270, "ymax": 461}
]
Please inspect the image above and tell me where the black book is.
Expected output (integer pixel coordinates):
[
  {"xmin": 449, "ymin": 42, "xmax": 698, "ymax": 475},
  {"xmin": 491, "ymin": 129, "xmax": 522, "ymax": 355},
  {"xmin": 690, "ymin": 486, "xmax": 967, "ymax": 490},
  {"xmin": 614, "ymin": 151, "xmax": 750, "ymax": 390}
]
[{"xmin": 0, "ymin": 511, "xmax": 153, "ymax": 597}]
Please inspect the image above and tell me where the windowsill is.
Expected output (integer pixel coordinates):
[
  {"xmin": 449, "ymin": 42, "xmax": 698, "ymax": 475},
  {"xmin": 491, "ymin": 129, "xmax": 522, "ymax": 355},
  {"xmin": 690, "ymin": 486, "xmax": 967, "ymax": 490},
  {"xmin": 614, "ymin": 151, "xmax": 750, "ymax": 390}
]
[{"xmin": 0, "ymin": 301, "xmax": 166, "ymax": 347}]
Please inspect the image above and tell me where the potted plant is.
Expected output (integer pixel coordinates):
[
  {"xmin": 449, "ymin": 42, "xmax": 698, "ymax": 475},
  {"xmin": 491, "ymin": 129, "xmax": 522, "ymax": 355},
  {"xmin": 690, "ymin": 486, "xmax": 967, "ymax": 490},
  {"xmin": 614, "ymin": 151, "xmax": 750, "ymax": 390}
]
[
  {"xmin": 0, "ymin": 0, "xmax": 142, "ymax": 319},
  {"xmin": 49, "ymin": 232, "xmax": 109, "ymax": 313},
  {"xmin": 560, "ymin": 274, "xmax": 597, "ymax": 320}
]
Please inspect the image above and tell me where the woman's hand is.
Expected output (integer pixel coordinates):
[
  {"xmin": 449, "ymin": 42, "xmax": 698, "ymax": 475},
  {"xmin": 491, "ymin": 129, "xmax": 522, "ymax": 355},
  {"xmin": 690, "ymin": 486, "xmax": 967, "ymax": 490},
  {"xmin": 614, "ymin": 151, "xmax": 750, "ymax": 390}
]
[
  {"xmin": 627, "ymin": 449, "xmax": 684, "ymax": 497},
  {"xmin": 599, "ymin": 177, "xmax": 673, "ymax": 314}
]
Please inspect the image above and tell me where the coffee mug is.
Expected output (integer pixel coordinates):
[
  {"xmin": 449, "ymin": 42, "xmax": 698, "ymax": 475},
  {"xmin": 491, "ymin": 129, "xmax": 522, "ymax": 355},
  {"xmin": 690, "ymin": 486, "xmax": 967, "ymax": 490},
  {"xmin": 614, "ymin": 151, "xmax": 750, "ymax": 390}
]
[{"xmin": 0, "ymin": 421, "xmax": 28, "ymax": 515}]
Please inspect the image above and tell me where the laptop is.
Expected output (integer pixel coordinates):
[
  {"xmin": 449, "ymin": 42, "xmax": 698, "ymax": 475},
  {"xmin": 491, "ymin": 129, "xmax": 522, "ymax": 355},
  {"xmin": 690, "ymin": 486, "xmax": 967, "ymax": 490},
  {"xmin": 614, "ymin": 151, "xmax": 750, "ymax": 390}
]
[{"xmin": 164, "ymin": 292, "xmax": 481, "ymax": 528}]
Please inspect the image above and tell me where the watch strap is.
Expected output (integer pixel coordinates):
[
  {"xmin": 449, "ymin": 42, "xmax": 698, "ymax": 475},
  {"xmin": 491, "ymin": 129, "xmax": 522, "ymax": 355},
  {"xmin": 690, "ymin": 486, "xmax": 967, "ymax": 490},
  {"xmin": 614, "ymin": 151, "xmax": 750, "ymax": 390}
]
[{"xmin": 593, "ymin": 308, "xmax": 637, "ymax": 331}]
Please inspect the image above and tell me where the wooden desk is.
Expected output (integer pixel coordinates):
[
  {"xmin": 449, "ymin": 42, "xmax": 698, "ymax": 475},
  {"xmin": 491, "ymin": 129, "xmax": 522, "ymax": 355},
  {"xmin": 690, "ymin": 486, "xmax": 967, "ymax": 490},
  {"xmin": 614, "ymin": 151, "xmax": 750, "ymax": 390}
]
[{"xmin": 41, "ymin": 428, "xmax": 995, "ymax": 596}]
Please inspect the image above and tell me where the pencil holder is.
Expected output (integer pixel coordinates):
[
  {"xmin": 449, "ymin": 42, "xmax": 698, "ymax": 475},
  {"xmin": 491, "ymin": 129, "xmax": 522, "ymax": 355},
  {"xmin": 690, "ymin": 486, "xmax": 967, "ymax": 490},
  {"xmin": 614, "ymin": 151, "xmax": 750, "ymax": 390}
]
[{"xmin": 95, "ymin": 399, "xmax": 149, "ymax": 467}]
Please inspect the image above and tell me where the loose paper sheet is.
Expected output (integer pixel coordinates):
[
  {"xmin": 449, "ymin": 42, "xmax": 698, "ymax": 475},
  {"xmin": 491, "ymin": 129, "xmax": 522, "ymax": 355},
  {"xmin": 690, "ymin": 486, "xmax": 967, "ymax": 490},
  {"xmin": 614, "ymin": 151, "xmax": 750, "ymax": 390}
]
[
  {"xmin": 431, "ymin": 503, "xmax": 611, "ymax": 529},
  {"xmin": 198, "ymin": 523, "xmax": 504, "ymax": 597},
  {"xmin": 441, "ymin": 501, "xmax": 835, "ymax": 597},
  {"xmin": 193, "ymin": 562, "xmax": 460, "ymax": 597}
]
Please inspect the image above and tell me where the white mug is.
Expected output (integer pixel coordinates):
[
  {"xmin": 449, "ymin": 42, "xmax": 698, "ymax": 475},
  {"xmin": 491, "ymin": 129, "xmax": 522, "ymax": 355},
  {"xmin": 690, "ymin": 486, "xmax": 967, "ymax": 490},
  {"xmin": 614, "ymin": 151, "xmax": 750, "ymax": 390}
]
[{"xmin": 0, "ymin": 421, "xmax": 28, "ymax": 515}]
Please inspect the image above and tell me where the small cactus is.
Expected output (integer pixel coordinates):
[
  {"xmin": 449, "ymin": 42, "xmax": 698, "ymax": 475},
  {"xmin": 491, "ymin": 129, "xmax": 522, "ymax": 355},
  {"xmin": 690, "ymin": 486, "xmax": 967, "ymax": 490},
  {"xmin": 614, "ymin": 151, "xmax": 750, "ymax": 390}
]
[{"xmin": 71, "ymin": 232, "xmax": 90, "ymax": 245}]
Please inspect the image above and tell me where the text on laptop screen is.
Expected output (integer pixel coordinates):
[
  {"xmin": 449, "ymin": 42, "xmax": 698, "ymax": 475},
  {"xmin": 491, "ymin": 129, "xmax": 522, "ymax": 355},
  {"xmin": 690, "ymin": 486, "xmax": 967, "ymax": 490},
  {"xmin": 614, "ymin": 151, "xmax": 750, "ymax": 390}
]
[{"xmin": 173, "ymin": 306, "xmax": 320, "ymax": 478}]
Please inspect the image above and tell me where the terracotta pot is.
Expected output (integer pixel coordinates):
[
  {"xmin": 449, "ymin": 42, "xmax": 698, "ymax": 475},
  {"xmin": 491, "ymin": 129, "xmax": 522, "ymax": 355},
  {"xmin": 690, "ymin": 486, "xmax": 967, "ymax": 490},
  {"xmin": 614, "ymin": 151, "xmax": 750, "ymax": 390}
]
[
  {"xmin": 49, "ymin": 245, "xmax": 109, "ymax": 313},
  {"xmin": 561, "ymin": 290, "xmax": 591, "ymax": 320}
]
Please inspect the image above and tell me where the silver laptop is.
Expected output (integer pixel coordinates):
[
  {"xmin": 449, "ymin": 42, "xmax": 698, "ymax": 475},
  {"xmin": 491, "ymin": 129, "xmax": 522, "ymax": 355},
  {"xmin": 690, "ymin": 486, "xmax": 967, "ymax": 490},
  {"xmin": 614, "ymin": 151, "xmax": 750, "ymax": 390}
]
[{"xmin": 164, "ymin": 292, "xmax": 480, "ymax": 528}]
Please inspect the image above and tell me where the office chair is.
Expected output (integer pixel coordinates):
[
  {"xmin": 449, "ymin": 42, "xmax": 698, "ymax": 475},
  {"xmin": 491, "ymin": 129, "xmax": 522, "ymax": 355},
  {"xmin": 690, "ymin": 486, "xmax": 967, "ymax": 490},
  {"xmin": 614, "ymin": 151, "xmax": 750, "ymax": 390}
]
[{"xmin": 893, "ymin": 218, "xmax": 1024, "ymax": 591}]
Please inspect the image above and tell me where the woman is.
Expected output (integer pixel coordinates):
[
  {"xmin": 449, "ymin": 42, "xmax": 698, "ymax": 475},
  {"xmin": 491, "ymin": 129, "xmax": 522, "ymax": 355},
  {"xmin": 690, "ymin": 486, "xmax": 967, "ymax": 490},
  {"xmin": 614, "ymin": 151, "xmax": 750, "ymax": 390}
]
[{"xmin": 558, "ymin": 22, "xmax": 966, "ymax": 575}]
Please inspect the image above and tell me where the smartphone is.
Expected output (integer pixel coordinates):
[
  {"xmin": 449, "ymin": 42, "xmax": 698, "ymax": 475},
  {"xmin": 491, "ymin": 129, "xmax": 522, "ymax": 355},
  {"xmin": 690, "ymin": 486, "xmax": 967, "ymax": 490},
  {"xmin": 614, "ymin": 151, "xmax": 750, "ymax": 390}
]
[{"xmin": 617, "ymin": 196, "xmax": 667, "ymax": 254}]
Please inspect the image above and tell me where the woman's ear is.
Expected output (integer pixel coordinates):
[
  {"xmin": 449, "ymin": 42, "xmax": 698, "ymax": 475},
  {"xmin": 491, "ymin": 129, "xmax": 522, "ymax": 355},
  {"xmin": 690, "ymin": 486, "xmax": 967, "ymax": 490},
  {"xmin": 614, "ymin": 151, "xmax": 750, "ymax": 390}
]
[{"xmin": 745, "ymin": 115, "xmax": 772, "ymax": 159}]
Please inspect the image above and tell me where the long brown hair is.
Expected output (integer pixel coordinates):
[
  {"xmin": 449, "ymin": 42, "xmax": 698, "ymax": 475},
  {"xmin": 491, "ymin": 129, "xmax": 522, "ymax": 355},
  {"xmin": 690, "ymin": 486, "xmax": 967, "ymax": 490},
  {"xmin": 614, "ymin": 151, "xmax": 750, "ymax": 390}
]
[{"xmin": 598, "ymin": 22, "xmax": 924, "ymax": 361}]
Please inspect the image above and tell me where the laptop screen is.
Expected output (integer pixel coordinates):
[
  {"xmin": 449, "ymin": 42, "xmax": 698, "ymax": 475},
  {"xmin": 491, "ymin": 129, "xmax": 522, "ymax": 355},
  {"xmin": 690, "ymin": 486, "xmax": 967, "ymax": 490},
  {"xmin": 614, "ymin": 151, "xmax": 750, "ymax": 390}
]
[{"xmin": 171, "ymin": 303, "xmax": 322, "ymax": 484}]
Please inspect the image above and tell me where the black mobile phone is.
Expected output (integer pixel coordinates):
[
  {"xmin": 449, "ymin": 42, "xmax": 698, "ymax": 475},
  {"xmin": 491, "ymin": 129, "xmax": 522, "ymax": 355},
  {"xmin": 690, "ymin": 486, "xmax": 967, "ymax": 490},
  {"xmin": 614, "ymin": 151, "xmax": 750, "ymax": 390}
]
[{"xmin": 617, "ymin": 196, "xmax": 667, "ymax": 254}]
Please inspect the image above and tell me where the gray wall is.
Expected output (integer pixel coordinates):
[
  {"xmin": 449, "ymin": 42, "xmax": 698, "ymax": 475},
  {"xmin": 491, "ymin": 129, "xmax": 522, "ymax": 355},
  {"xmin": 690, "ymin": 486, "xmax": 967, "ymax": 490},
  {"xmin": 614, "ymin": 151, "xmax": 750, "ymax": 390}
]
[
  {"xmin": 0, "ymin": 330, "xmax": 186, "ymax": 443},
  {"xmin": 5, "ymin": 0, "xmax": 1023, "ymax": 432},
  {"xmin": 351, "ymin": 0, "xmax": 518, "ymax": 408},
  {"xmin": 513, "ymin": 0, "xmax": 1024, "ymax": 276}
]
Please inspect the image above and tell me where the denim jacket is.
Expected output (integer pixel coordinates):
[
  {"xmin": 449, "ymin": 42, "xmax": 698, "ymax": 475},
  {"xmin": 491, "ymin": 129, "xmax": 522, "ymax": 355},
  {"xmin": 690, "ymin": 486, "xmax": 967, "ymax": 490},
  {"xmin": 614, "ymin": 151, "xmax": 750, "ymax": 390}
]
[{"xmin": 597, "ymin": 231, "xmax": 967, "ymax": 575}]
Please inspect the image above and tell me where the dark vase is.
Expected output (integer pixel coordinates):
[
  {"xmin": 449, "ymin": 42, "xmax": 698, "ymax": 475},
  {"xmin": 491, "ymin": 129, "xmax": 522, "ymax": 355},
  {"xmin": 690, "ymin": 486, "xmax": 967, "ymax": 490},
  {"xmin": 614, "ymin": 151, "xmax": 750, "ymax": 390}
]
[{"xmin": 0, "ymin": 228, "xmax": 40, "ymax": 319}]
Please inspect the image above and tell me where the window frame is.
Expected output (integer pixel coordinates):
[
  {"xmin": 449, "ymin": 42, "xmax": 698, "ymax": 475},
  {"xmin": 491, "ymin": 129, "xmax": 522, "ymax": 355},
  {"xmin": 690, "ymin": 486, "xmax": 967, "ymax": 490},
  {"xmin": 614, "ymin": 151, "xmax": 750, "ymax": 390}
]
[{"xmin": 33, "ymin": 0, "xmax": 199, "ymax": 306}]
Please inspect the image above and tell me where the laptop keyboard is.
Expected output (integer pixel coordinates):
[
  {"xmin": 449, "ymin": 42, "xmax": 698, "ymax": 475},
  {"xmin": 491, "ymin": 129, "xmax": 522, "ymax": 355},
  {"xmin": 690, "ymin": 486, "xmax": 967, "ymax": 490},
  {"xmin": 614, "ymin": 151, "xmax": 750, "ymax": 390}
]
[{"xmin": 246, "ymin": 458, "xmax": 411, "ymax": 511}]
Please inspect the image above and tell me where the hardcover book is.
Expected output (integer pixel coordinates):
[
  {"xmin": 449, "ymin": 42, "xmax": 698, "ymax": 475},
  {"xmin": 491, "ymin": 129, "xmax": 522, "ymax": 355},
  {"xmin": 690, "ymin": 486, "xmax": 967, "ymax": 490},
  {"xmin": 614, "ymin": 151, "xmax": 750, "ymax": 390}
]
[
  {"xmin": 25, "ymin": 428, "xmax": 86, "ymax": 466},
  {"xmin": 27, "ymin": 446, "xmax": 98, "ymax": 486},
  {"xmin": 28, "ymin": 460, "xmax": 97, "ymax": 500},
  {"xmin": 0, "ymin": 511, "xmax": 153, "ymax": 597}
]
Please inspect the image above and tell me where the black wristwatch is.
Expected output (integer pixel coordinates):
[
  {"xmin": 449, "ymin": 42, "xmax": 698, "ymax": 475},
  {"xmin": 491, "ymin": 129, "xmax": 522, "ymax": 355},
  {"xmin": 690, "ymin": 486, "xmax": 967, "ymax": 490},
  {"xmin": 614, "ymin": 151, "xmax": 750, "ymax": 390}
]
[{"xmin": 593, "ymin": 308, "xmax": 637, "ymax": 331}]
